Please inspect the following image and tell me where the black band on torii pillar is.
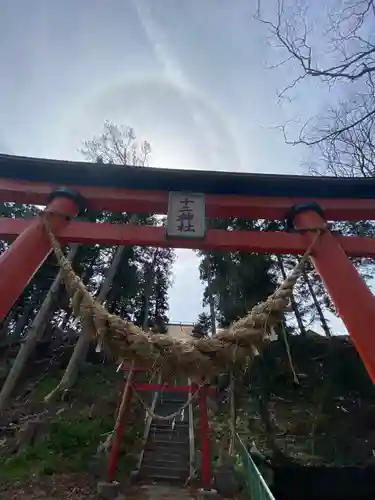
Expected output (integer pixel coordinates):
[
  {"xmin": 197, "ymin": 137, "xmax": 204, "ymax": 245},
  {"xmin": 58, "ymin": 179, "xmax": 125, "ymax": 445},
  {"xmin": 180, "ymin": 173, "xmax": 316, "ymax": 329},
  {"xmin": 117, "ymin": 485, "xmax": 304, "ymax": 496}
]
[
  {"xmin": 48, "ymin": 187, "xmax": 87, "ymax": 216},
  {"xmin": 285, "ymin": 202, "xmax": 325, "ymax": 232}
]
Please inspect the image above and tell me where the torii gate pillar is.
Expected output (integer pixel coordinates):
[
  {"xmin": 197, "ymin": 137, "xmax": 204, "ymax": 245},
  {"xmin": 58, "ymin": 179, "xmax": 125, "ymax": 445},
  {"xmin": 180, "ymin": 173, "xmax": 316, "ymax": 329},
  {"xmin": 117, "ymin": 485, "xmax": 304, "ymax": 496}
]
[
  {"xmin": 0, "ymin": 188, "xmax": 85, "ymax": 321},
  {"xmin": 290, "ymin": 202, "xmax": 375, "ymax": 384}
]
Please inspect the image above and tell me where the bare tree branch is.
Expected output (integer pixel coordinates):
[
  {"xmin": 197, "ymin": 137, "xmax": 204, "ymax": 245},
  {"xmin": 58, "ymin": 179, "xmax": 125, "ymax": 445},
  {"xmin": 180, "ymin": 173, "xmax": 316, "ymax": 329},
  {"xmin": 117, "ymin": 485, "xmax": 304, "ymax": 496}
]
[
  {"xmin": 257, "ymin": 0, "xmax": 375, "ymax": 145},
  {"xmin": 80, "ymin": 121, "xmax": 151, "ymax": 166},
  {"xmin": 258, "ymin": 0, "xmax": 375, "ymax": 81}
]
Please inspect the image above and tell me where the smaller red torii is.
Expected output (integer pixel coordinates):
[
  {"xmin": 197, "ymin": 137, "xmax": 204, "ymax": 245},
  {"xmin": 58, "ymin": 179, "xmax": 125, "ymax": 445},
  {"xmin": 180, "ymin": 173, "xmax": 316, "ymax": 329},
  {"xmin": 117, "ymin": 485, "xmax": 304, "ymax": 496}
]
[{"xmin": 108, "ymin": 363, "xmax": 216, "ymax": 489}]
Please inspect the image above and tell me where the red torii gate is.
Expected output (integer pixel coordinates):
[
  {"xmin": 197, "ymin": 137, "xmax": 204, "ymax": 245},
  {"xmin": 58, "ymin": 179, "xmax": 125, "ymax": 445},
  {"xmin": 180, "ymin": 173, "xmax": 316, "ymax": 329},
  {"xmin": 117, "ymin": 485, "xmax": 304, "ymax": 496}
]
[
  {"xmin": 1, "ymin": 153, "xmax": 375, "ymax": 488},
  {"xmin": 109, "ymin": 363, "xmax": 216, "ymax": 488}
]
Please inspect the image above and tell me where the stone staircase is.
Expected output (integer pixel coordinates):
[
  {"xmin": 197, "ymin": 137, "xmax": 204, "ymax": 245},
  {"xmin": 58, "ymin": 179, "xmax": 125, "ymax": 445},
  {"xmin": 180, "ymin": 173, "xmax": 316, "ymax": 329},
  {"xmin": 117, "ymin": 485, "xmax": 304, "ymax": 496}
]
[{"xmin": 139, "ymin": 390, "xmax": 191, "ymax": 482}]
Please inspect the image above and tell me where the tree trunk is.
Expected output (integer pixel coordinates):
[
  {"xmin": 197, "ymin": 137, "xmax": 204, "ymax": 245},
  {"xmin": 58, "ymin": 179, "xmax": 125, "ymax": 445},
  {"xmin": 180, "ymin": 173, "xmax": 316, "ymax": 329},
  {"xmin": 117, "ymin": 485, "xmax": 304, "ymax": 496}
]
[
  {"xmin": 257, "ymin": 381, "xmax": 278, "ymax": 457},
  {"xmin": 277, "ymin": 256, "xmax": 307, "ymax": 336},
  {"xmin": 254, "ymin": 357, "xmax": 284, "ymax": 462},
  {"xmin": 0, "ymin": 310, "xmax": 16, "ymax": 342},
  {"xmin": 9, "ymin": 301, "xmax": 34, "ymax": 343},
  {"xmin": 208, "ymin": 292, "xmax": 216, "ymax": 336},
  {"xmin": 59, "ymin": 309, "xmax": 72, "ymax": 330},
  {"xmin": 45, "ymin": 215, "xmax": 138, "ymax": 400},
  {"xmin": 0, "ymin": 245, "xmax": 80, "ymax": 411},
  {"xmin": 142, "ymin": 250, "xmax": 159, "ymax": 330},
  {"xmin": 206, "ymin": 263, "xmax": 216, "ymax": 335},
  {"xmin": 302, "ymin": 269, "xmax": 332, "ymax": 337},
  {"xmin": 228, "ymin": 371, "xmax": 236, "ymax": 456},
  {"xmin": 80, "ymin": 252, "xmax": 101, "ymax": 284},
  {"xmin": 142, "ymin": 269, "xmax": 152, "ymax": 331}
]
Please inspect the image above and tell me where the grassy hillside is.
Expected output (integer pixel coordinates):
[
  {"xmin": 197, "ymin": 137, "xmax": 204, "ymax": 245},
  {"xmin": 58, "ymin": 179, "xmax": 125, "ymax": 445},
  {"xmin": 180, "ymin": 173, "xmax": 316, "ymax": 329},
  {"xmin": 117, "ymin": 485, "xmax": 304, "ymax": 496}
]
[{"xmin": 0, "ymin": 363, "xmax": 144, "ymax": 484}]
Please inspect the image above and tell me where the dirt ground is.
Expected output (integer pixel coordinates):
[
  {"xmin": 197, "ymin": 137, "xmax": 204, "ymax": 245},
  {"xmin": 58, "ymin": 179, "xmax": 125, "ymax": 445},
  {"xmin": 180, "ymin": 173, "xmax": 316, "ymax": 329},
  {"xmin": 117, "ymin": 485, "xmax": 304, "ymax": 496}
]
[
  {"xmin": 0, "ymin": 473, "xmax": 197, "ymax": 500},
  {"xmin": 0, "ymin": 473, "xmax": 101, "ymax": 499}
]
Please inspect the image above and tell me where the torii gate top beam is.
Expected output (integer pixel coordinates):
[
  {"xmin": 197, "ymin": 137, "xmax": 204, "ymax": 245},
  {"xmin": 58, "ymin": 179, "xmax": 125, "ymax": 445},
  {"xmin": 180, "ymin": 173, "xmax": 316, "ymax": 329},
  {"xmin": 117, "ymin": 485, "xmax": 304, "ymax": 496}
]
[
  {"xmin": 0, "ymin": 154, "xmax": 375, "ymax": 221},
  {"xmin": 1, "ymin": 153, "xmax": 375, "ymax": 199}
]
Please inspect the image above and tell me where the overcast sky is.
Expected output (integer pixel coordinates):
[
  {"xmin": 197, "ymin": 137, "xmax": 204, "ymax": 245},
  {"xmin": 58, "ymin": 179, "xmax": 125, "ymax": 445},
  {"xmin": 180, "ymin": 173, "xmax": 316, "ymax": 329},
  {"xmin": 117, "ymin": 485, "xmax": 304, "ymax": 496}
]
[{"xmin": 0, "ymin": 0, "xmax": 346, "ymax": 333}]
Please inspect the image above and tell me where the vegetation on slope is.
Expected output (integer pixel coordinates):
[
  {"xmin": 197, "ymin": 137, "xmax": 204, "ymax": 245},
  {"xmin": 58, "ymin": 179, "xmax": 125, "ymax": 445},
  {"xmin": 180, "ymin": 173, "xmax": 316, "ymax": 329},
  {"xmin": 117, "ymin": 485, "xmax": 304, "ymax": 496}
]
[{"xmin": 0, "ymin": 363, "xmax": 143, "ymax": 484}]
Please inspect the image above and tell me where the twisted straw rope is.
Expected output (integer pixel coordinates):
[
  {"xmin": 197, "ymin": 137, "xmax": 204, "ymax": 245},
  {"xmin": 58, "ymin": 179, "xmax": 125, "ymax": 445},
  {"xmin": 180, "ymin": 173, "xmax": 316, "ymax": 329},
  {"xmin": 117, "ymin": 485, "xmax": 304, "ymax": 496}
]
[{"xmin": 41, "ymin": 213, "xmax": 324, "ymax": 379}]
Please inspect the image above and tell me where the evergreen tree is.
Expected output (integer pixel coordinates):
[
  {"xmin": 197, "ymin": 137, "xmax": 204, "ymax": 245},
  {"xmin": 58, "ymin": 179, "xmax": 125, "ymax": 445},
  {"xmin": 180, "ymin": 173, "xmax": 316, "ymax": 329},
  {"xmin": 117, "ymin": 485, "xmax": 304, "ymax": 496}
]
[
  {"xmin": 198, "ymin": 219, "xmax": 278, "ymax": 328},
  {"xmin": 192, "ymin": 312, "xmax": 211, "ymax": 338}
]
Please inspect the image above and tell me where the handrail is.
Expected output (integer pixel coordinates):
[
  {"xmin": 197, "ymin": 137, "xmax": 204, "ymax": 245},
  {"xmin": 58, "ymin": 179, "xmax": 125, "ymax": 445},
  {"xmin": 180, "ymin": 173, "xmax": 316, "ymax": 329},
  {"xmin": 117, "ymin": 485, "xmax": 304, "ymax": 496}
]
[
  {"xmin": 188, "ymin": 378, "xmax": 195, "ymax": 477},
  {"xmin": 235, "ymin": 433, "xmax": 276, "ymax": 500},
  {"xmin": 135, "ymin": 373, "xmax": 162, "ymax": 471}
]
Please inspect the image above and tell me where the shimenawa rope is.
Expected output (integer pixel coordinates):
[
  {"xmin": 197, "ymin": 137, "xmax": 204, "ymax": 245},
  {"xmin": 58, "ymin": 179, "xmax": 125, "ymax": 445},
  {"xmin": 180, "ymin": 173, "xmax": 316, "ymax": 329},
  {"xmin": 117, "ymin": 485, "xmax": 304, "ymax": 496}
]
[{"xmin": 40, "ymin": 211, "xmax": 324, "ymax": 378}]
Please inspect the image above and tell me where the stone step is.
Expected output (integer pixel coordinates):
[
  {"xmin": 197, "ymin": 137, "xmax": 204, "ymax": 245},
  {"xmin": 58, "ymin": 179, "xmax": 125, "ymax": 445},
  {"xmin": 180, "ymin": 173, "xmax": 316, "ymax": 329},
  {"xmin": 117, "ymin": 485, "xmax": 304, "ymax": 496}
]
[
  {"xmin": 148, "ymin": 429, "xmax": 189, "ymax": 439},
  {"xmin": 150, "ymin": 420, "xmax": 189, "ymax": 426},
  {"xmin": 144, "ymin": 443, "xmax": 190, "ymax": 457},
  {"xmin": 149, "ymin": 427, "xmax": 189, "ymax": 438},
  {"xmin": 148, "ymin": 426, "xmax": 189, "ymax": 436},
  {"xmin": 137, "ymin": 484, "xmax": 194, "ymax": 500},
  {"xmin": 149, "ymin": 426, "xmax": 189, "ymax": 440},
  {"xmin": 153, "ymin": 411, "xmax": 186, "ymax": 417},
  {"xmin": 153, "ymin": 405, "xmax": 189, "ymax": 415},
  {"xmin": 147, "ymin": 437, "xmax": 188, "ymax": 447},
  {"xmin": 142, "ymin": 455, "xmax": 189, "ymax": 469},
  {"xmin": 152, "ymin": 418, "xmax": 189, "ymax": 424},
  {"xmin": 150, "ymin": 420, "xmax": 189, "ymax": 429},
  {"xmin": 140, "ymin": 464, "xmax": 189, "ymax": 481},
  {"xmin": 148, "ymin": 434, "xmax": 189, "ymax": 441},
  {"xmin": 154, "ymin": 400, "xmax": 188, "ymax": 405},
  {"xmin": 139, "ymin": 387, "xmax": 191, "ymax": 483},
  {"xmin": 143, "ymin": 454, "xmax": 189, "ymax": 466},
  {"xmin": 152, "ymin": 417, "xmax": 189, "ymax": 424},
  {"xmin": 137, "ymin": 472, "xmax": 186, "ymax": 484},
  {"xmin": 155, "ymin": 396, "xmax": 188, "ymax": 404},
  {"xmin": 148, "ymin": 434, "xmax": 189, "ymax": 444}
]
